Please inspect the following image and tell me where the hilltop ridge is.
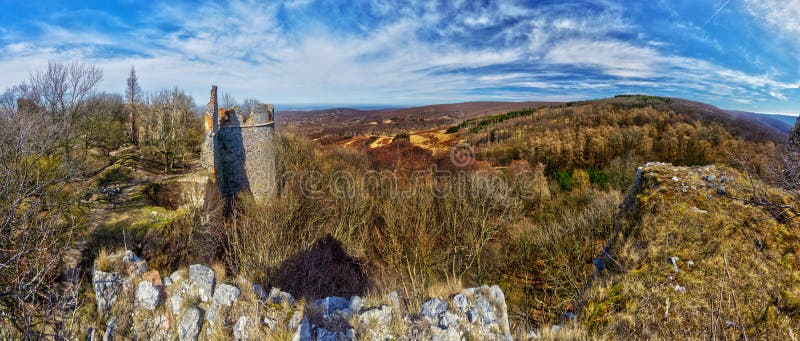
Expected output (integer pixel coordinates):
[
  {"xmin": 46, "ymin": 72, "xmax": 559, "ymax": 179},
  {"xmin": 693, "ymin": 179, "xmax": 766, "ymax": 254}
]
[{"xmin": 574, "ymin": 162, "xmax": 800, "ymax": 339}]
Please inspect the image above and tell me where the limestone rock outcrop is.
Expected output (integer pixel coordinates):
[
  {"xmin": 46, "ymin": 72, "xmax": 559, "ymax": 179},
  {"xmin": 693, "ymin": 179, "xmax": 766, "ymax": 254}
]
[{"xmin": 89, "ymin": 251, "xmax": 513, "ymax": 340}]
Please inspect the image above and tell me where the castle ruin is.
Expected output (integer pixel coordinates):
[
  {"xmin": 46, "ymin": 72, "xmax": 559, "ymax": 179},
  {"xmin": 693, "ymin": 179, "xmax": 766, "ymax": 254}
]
[{"xmin": 201, "ymin": 85, "xmax": 277, "ymax": 202}]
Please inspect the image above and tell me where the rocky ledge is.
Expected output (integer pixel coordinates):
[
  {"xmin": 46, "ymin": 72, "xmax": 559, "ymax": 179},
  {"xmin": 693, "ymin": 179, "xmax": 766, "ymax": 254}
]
[{"xmin": 90, "ymin": 251, "xmax": 512, "ymax": 340}]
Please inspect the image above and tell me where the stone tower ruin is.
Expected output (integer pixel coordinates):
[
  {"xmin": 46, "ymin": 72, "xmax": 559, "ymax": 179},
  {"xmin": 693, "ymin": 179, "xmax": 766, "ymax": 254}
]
[{"xmin": 201, "ymin": 85, "xmax": 277, "ymax": 202}]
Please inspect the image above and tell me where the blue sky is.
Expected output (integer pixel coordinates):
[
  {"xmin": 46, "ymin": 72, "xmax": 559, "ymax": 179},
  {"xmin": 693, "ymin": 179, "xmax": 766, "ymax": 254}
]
[{"xmin": 0, "ymin": 0, "xmax": 798, "ymax": 113}]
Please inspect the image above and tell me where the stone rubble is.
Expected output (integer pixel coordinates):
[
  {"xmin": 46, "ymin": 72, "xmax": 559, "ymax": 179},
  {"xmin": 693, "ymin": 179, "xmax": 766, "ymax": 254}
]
[
  {"xmin": 91, "ymin": 251, "xmax": 513, "ymax": 340},
  {"xmin": 136, "ymin": 280, "xmax": 160, "ymax": 310}
]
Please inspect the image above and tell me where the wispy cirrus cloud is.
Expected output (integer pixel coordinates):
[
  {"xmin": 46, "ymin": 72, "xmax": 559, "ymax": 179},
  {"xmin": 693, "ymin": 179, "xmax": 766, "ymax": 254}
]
[
  {"xmin": 744, "ymin": 0, "xmax": 800, "ymax": 41},
  {"xmin": 0, "ymin": 0, "xmax": 796, "ymax": 113}
]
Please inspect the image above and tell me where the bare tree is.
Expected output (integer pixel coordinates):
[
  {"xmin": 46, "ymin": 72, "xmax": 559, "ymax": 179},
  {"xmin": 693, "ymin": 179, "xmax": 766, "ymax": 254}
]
[
  {"xmin": 125, "ymin": 66, "xmax": 142, "ymax": 145},
  {"xmin": 220, "ymin": 92, "xmax": 238, "ymax": 109},
  {"xmin": 147, "ymin": 87, "xmax": 195, "ymax": 172},
  {"xmin": 240, "ymin": 98, "xmax": 260, "ymax": 113},
  {"xmin": 0, "ymin": 85, "xmax": 83, "ymax": 339},
  {"xmin": 80, "ymin": 93, "xmax": 127, "ymax": 157},
  {"xmin": 27, "ymin": 61, "xmax": 102, "ymax": 163}
]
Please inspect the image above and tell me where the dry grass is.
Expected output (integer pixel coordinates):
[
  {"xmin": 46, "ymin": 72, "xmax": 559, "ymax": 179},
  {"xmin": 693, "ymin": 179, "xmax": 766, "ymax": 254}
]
[
  {"xmin": 210, "ymin": 262, "xmax": 227, "ymax": 284},
  {"xmin": 95, "ymin": 248, "xmax": 113, "ymax": 272},
  {"xmin": 582, "ymin": 164, "xmax": 800, "ymax": 339},
  {"xmin": 533, "ymin": 321, "xmax": 594, "ymax": 340},
  {"xmin": 427, "ymin": 277, "xmax": 463, "ymax": 299}
]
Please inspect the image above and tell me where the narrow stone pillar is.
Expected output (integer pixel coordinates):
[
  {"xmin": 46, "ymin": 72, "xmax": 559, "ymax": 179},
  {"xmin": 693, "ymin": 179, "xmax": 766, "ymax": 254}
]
[{"xmin": 210, "ymin": 85, "xmax": 218, "ymax": 131}]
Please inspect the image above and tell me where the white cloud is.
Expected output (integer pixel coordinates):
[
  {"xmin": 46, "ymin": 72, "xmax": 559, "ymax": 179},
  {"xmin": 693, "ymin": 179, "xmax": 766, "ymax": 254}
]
[
  {"xmin": 0, "ymin": 0, "xmax": 796, "ymax": 110},
  {"xmin": 544, "ymin": 39, "xmax": 661, "ymax": 78},
  {"xmin": 745, "ymin": 0, "xmax": 800, "ymax": 41}
]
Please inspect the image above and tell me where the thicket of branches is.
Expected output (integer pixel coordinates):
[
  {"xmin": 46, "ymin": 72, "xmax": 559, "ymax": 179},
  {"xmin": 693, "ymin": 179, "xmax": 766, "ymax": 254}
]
[
  {"xmin": 0, "ymin": 62, "xmax": 95, "ymax": 339},
  {"xmin": 0, "ymin": 61, "xmax": 203, "ymax": 338}
]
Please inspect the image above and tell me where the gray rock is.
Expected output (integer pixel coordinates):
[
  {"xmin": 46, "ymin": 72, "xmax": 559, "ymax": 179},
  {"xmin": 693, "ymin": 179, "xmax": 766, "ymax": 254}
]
[
  {"xmin": 170, "ymin": 295, "xmax": 184, "ymax": 316},
  {"xmin": 316, "ymin": 328, "xmax": 337, "ymax": 341},
  {"xmin": 92, "ymin": 271, "xmax": 121, "ymax": 318},
  {"xmin": 123, "ymin": 251, "xmax": 148, "ymax": 276},
  {"xmin": 444, "ymin": 285, "xmax": 512, "ymax": 340},
  {"xmin": 268, "ymin": 287, "xmax": 295, "ymax": 305},
  {"xmin": 136, "ymin": 280, "xmax": 160, "ymax": 310},
  {"xmin": 252, "ymin": 284, "xmax": 267, "ymax": 300},
  {"xmin": 359, "ymin": 305, "xmax": 393, "ymax": 340},
  {"xmin": 386, "ymin": 291, "xmax": 400, "ymax": 312},
  {"xmin": 349, "ymin": 295, "xmax": 362, "ymax": 314},
  {"xmin": 421, "ymin": 298, "xmax": 449, "ymax": 322},
  {"xmin": 314, "ymin": 296, "xmax": 351, "ymax": 319},
  {"xmin": 452, "ymin": 293, "xmax": 468, "ymax": 311},
  {"xmin": 360, "ymin": 305, "xmax": 392, "ymax": 325},
  {"xmin": 291, "ymin": 317, "xmax": 312, "ymax": 341},
  {"xmin": 430, "ymin": 325, "xmax": 460, "ymax": 341},
  {"xmin": 206, "ymin": 303, "xmax": 219, "ymax": 323},
  {"xmin": 234, "ymin": 316, "xmax": 247, "ymax": 340},
  {"xmin": 213, "ymin": 283, "xmax": 240, "ymax": 306},
  {"xmin": 287, "ymin": 310, "xmax": 303, "ymax": 331},
  {"xmin": 669, "ymin": 256, "xmax": 680, "ymax": 273},
  {"xmin": 188, "ymin": 264, "xmax": 215, "ymax": 302},
  {"xmin": 170, "ymin": 269, "xmax": 185, "ymax": 284},
  {"xmin": 475, "ymin": 294, "xmax": 498, "ymax": 325},
  {"xmin": 488, "ymin": 285, "xmax": 511, "ymax": 336},
  {"xmin": 439, "ymin": 311, "xmax": 459, "ymax": 329},
  {"xmin": 103, "ymin": 317, "xmax": 115, "ymax": 341},
  {"xmin": 179, "ymin": 307, "xmax": 203, "ymax": 341},
  {"xmin": 466, "ymin": 307, "xmax": 479, "ymax": 324}
]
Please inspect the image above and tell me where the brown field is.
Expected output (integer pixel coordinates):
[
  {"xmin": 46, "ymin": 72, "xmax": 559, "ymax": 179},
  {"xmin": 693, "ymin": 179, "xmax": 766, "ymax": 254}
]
[{"xmin": 277, "ymin": 101, "xmax": 558, "ymax": 144}]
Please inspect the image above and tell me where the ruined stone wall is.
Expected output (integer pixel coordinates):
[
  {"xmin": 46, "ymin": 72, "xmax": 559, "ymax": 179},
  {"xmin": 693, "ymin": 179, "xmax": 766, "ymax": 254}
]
[
  {"xmin": 200, "ymin": 86, "xmax": 277, "ymax": 202},
  {"xmin": 200, "ymin": 86, "xmax": 218, "ymax": 172}
]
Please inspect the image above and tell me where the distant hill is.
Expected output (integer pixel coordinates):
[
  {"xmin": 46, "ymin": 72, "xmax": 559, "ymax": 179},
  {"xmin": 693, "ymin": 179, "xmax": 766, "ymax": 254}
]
[
  {"xmin": 726, "ymin": 110, "xmax": 797, "ymax": 134},
  {"xmin": 595, "ymin": 95, "xmax": 786, "ymax": 143},
  {"xmin": 275, "ymin": 101, "xmax": 559, "ymax": 142},
  {"xmin": 276, "ymin": 96, "xmax": 792, "ymax": 146}
]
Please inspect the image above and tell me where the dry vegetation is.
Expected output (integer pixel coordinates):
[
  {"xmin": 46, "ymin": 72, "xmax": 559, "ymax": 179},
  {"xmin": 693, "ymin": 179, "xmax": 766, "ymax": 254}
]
[
  {"xmin": 582, "ymin": 163, "xmax": 800, "ymax": 339},
  {"xmin": 2, "ymin": 59, "xmax": 798, "ymax": 339}
]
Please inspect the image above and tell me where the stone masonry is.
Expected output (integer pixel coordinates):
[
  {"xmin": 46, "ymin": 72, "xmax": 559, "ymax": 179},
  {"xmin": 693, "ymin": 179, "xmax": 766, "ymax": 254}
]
[{"xmin": 201, "ymin": 85, "xmax": 277, "ymax": 202}]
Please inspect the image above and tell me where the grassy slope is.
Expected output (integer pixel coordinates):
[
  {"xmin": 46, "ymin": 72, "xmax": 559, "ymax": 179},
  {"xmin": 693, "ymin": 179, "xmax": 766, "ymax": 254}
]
[{"xmin": 583, "ymin": 163, "xmax": 800, "ymax": 339}]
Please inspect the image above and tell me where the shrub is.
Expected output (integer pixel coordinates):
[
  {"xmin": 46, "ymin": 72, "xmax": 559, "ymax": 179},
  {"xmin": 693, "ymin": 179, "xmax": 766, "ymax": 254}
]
[
  {"xmin": 604, "ymin": 155, "xmax": 640, "ymax": 191},
  {"xmin": 393, "ymin": 132, "xmax": 410, "ymax": 140},
  {"xmin": 445, "ymin": 126, "xmax": 460, "ymax": 134},
  {"xmin": 587, "ymin": 168, "xmax": 609, "ymax": 189},
  {"xmin": 507, "ymin": 160, "xmax": 550, "ymax": 210},
  {"xmin": 94, "ymin": 163, "xmax": 131, "ymax": 187},
  {"xmin": 503, "ymin": 189, "xmax": 621, "ymax": 323},
  {"xmin": 571, "ymin": 169, "xmax": 591, "ymax": 190},
  {"xmin": 554, "ymin": 170, "xmax": 573, "ymax": 191}
]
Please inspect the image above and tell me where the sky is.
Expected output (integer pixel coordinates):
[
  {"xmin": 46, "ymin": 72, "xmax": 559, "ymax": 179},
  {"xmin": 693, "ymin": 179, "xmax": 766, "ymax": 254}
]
[{"xmin": 0, "ymin": 0, "xmax": 798, "ymax": 113}]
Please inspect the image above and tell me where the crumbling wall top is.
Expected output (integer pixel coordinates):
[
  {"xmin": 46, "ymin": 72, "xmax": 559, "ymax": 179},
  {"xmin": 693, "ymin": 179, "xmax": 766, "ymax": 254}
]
[{"xmin": 249, "ymin": 103, "xmax": 274, "ymax": 125}]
